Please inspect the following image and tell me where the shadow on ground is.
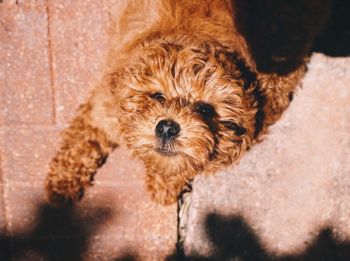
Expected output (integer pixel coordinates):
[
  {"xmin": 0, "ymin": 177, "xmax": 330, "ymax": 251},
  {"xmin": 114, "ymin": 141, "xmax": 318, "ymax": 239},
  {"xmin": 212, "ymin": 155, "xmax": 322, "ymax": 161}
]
[
  {"xmin": 167, "ymin": 213, "xmax": 350, "ymax": 261},
  {"xmin": 313, "ymin": 0, "xmax": 350, "ymax": 57},
  {"xmin": 0, "ymin": 202, "xmax": 138, "ymax": 261},
  {"xmin": 2, "ymin": 206, "xmax": 349, "ymax": 260},
  {"xmin": 232, "ymin": 0, "xmax": 350, "ymax": 75}
]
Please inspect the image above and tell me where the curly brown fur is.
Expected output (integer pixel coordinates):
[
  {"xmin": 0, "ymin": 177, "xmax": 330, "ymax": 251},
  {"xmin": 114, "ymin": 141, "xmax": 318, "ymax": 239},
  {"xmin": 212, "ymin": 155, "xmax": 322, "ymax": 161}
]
[
  {"xmin": 46, "ymin": 0, "xmax": 329, "ymax": 206},
  {"xmin": 46, "ymin": 102, "xmax": 117, "ymax": 206}
]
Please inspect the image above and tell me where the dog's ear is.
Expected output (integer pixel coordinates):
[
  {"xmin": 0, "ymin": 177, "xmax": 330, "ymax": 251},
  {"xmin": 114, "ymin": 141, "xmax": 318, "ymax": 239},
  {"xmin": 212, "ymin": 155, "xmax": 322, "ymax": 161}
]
[
  {"xmin": 109, "ymin": 66, "xmax": 154, "ymax": 114},
  {"xmin": 107, "ymin": 66, "xmax": 141, "ymax": 113},
  {"xmin": 199, "ymin": 43, "xmax": 257, "ymax": 90},
  {"xmin": 213, "ymin": 48, "xmax": 257, "ymax": 91},
  {"xmin": 109, "ymin": 67, "xmax": 128, "ymax": 95},
  {"xmin": 208, "ymin": 46, "xmax": 266, "ymax": 139}
]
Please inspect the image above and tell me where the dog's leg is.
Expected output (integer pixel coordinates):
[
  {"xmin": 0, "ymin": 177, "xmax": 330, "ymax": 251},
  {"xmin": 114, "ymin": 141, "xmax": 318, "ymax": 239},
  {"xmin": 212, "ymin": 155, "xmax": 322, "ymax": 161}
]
[
  {"xmin": 146, "ymin": 172, "xmax": 189, "ymax": 205},
  {"xmin": 46, "ymin": 99, "xmax": 117, "ymax": 207}
]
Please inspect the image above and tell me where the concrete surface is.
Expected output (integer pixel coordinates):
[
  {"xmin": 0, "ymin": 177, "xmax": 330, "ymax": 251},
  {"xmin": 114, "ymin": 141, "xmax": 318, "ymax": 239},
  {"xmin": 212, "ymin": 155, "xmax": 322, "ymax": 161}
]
[{"xmin": 182, "ymin": 54, "xmax": 350, "ymax": 260}]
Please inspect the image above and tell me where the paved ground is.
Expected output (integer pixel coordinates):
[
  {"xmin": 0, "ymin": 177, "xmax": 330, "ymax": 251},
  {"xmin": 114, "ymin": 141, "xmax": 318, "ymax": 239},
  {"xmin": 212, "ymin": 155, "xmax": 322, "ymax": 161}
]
[
  {"xmin": 181, "ymin": 54, "xmax": 350, "ymax": 260},
  {"xmin": 1, "ymin": 1, "xmax": 349, "ymax": 261},
  {"xmin": 0, "ymin": 1, "xmax": 176, "ymax": 260}
]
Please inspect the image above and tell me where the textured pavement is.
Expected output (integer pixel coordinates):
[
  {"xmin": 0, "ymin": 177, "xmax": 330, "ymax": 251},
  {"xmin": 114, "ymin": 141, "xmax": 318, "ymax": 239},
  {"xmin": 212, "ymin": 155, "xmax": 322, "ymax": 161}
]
[
  {"xmin": 0, "ymin": 1, "xmax": 176, "ymax": 260},
  {"xmin": 182, "ymin": 54, "xmax": 350, "ymax": 260}
]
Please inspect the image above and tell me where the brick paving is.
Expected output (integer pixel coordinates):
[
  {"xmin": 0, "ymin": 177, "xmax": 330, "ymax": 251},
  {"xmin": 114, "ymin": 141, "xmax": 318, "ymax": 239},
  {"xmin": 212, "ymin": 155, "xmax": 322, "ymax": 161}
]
[{"xmin": 0, "ymin": 1, "xmax": 177, "ymax": 260}]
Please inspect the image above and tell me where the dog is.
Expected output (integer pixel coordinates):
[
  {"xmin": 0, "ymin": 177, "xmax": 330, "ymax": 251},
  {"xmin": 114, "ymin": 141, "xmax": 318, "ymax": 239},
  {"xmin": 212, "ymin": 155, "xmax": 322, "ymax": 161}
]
[{"xmin": 46, "ymin": 0, "xmax": 330, "ymax": 206}]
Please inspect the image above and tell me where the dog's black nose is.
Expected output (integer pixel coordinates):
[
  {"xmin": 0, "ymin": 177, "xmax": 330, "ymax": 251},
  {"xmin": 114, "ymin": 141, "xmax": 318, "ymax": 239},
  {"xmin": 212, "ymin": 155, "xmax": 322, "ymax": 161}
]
[{"xmin": 155, "ymin": 119, "xmax": 180, "ymax": 140}]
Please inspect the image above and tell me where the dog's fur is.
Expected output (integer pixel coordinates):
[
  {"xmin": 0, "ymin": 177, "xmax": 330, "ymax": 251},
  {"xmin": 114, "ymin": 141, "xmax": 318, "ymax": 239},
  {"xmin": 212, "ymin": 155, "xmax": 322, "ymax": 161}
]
[{"xmin": 46, "ymin": 0, "xmax": 330, "ymax": 205}]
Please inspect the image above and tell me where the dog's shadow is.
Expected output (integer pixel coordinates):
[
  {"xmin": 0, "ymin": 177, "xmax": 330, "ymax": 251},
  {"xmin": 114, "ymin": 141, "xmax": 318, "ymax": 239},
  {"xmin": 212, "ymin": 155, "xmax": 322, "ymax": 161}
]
[
  {"xmin": 0, "ymin": 202, "xmax": 138, "ymax": 261},
  {"xmin": 2, "ymin": 204, "xmax": 350, "ymax": 260},
  {"xmin": 232, "ymin": 0, "xmax": 350, "ymax": 75},
  {"xmin": 168, "ymin": 213, "xmax": 350, "ymax": 261},
  {"xmin": 313, "ymin": 0, "xmax": 350, "ymax": 57}
]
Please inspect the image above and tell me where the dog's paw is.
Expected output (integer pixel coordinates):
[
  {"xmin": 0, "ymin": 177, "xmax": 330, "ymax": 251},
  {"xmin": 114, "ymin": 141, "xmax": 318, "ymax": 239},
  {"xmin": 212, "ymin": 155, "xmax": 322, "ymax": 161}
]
[{"xmin": 45, "ymin": 181, "xmax": 84, "ymax": 208}]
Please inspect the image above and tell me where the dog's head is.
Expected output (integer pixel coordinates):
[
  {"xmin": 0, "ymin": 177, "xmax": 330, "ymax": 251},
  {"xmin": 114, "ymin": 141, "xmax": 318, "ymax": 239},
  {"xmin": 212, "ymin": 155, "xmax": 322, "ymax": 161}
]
[{"xmin": 113, "ymin": 40, "xmax": 260, "ymax": 178}]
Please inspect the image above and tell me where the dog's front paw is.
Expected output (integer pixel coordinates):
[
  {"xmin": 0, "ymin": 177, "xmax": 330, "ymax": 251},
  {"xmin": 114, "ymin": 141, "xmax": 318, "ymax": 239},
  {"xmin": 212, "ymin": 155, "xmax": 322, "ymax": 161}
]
[
  {"xmin": 45, "ymin": 179, "xmax": 85, "ymax": 207},
  {"xmin": 46, "ymin": 188, "xmax": 85, "ymax": 208}
]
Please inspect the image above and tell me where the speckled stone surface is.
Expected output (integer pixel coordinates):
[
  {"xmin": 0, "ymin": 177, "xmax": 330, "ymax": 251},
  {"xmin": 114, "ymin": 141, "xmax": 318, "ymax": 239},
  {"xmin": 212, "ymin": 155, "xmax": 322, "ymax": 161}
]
[
  {"xmin": 0, "ymin": 183, "xmax": 6, "ymax": 233},
  {"xmin": 0, "ymin": 1, "xmax": 177, "ymax": 260},
  {"xmin": 48, "ymin": 0, "xmax": 124, "ymax": 124},
  {"xmin": 0, "ymin": 127, "xmax": 61, "ymax": 183},
  {"xmin": 0, "ymin": 1, "xmax": 53, "ymax": 125},
  {"xmin": 183, "ymin": 54, "xmax": 350, "ymax": 259}
]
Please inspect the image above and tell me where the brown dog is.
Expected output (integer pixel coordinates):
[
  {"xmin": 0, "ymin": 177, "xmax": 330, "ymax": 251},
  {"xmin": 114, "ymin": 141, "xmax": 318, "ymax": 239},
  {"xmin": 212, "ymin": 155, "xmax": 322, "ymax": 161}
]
[{"xmin": 46, "ymin": 0, "xmax": 330, "ymax": 205}]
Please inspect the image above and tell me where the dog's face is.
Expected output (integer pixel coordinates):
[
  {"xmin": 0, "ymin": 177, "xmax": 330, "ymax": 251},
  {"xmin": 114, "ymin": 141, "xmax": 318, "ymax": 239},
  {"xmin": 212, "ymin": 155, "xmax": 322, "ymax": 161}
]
[{"xmin": 116, "ymin": 41, "xmax": 257, "ymax": 177}]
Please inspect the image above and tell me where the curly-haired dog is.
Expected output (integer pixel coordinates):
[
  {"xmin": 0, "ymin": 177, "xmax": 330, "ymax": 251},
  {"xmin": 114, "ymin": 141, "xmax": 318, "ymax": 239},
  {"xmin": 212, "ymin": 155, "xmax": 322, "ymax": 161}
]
[{"xmin": 46, "ymin": 0, "xmax": 330, "ymax": 205}]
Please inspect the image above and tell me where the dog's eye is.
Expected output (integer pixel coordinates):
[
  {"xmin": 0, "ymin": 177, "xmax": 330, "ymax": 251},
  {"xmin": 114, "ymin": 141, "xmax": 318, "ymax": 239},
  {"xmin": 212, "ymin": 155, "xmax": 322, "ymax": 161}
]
[
  {"xmin": 150, "ymin": 92, "xmax": 166, "ymax": 102},
  {"xmin": 221, "ymin": 121, "xmax": 247, "ymax": 136},
  {"xmin": 195, "ymin": 102, "xmax": 216, "ymax": 119}
]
